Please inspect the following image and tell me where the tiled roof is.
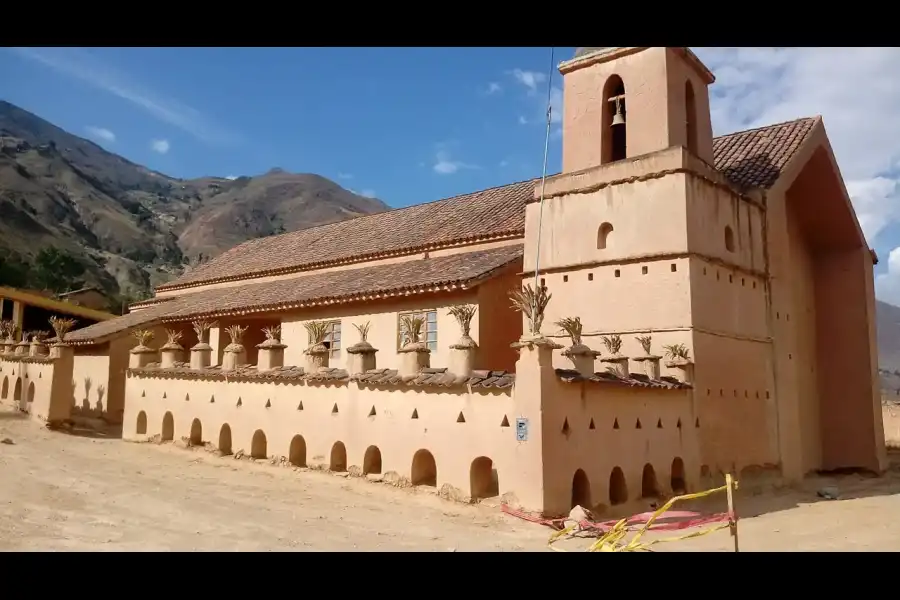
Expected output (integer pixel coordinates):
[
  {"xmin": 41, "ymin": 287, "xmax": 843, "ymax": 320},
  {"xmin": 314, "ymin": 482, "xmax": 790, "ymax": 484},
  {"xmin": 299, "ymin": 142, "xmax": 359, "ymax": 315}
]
[
  {"xmin": 159, "ymin": 179, "xmax": 535, "ymax": 291},
  {"xmin": 713, "ymin": 117, "xmax": 818, "ymax": 190},
  {"xmin": 555, "ymin": 368, "xmax": 692, "ymax": 389},
  {"xmin": 67, "ymin": 244, "xmax": 524, "ymax": 344},
  {"xmin": 155, "ymin": 119, "xmax": 817, "ymax": 292},
  {"xmin": 127, "ymin": 363, "xmax": 514, "ymax": 390}
]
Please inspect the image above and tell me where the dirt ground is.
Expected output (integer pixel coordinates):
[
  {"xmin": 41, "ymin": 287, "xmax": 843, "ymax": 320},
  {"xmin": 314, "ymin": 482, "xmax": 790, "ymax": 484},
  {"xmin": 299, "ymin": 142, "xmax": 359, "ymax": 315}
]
[{"xmin": 2, "ymin": 405, "xmax": 900, "ymax": 552}]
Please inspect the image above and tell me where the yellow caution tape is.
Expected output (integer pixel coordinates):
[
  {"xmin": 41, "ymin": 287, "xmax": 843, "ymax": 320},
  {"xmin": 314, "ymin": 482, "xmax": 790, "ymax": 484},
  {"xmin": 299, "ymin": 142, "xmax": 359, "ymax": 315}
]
[{"xmin": 549, "ymin": 480, "xmax": 738, "ymax": 552}]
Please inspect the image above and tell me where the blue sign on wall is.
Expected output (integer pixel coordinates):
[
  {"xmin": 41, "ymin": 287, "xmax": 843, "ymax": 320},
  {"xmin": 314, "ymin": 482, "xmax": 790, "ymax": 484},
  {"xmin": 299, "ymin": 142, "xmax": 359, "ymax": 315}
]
[{"xmin": 516, "ymin": 417, "xmax": 529, "ymax": 442}]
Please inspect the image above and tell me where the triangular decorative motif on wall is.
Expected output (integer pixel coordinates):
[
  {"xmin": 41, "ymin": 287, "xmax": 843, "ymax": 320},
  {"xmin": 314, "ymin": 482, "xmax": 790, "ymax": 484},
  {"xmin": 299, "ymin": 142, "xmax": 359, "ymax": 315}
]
[
  {"xmin": 185, "ymin": 393, "xmax": 190, "ymax": 402},
  {"xmin": 38, "ymin": 372, "xmax": 41, "ymax": 379},
  {"xmin": 141, "ymin": 390, "xmax": 145, "ymax": 398},
  {"xmin": 456, "ymin": 411, "xmax": 466, "ymax": 423},
  {"xmin": 265, "ymin": 399, "xmax": 271, "ymax": 408},
  {"xmin": 695, "ymin": 417, "xmax": 700, "ymax": 428},
  {"xmin": 561, "ymin": 417, "xmax": 570, "ymax": 434},
  {"xmin": 613, "ymin": 418, "xmax": 620, "ymax": 429},
  {"xmin": 676, "ymin": 418, "xmax": 682, "ymax": 429},
  {"xmin": 332, "ymin": 403, "xmax": 339, "ymax": 414},
  {"xmin": 589, "ymin": 418, "xmax": 596, "ymax": 430},
  {"xmin": 236, "ymin": 397, "xmax": 242, "ymax": 407},
  {"xmin": 635, "ymin": 418, "xmax": 642, "ymax": 429},
  {"xmin": 368, "ymin": 405, "xmax": 376, "ymax": 417},
  {"xmin": 162, "ymin": 392, "xmax": 167, "ymax": 399},
  {"xmin": 411, "ymin": 408, "xmax": 419, "ymax": 419},
  {"xmin": 297, "ymin": 401, "xmax": 304, "ymax": 411},
  {"xmin": 657, "ymin": 418, "xmax": 663, "ymax": 429},
  {"xmin": 500, "ymin": 415, "xmax": 510, "ymax": 427}
]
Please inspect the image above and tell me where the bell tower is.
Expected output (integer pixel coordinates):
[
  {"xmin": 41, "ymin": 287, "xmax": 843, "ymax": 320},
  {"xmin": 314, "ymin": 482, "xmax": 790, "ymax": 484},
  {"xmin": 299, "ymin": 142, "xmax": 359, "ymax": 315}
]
[{"xmin": 559, "ymin": 47, "xmax": 716, "ymax": 173}]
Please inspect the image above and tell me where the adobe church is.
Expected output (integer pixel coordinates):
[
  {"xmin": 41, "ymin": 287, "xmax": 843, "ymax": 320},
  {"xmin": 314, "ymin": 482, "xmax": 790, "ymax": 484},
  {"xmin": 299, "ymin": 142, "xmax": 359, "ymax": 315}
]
[{"xmin": 0, "ymin": 47, "xmax": 885, "ymax": 516}]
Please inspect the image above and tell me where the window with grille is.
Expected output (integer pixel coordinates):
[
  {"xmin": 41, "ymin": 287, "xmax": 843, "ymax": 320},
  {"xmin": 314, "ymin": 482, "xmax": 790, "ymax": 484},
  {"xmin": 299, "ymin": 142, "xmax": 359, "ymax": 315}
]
[
  {"xmin": 308, "ymin": 320, "xmax": 342, "ymax": 359},
  {"xmin": 397, "ymin": 310, "xmax": 437, "ymax": 352}
]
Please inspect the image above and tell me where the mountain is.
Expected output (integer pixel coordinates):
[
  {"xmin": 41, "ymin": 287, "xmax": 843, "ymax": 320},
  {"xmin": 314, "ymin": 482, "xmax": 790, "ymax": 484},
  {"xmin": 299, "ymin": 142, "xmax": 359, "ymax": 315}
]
[
  {"xmin": 877, "ymin": 299, "xmax": 900, "ymax": 396},
  {"xmin": 0, "ymin": 100, "xmax": 389, "ymax": 308}
]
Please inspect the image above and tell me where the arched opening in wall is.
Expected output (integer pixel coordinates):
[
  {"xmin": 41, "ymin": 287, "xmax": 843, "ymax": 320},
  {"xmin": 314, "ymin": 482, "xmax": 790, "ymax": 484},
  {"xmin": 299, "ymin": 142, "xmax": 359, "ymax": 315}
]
[
  {"xmin": 641, "ymin": 463, "xmax": 660, "ymax": 499},
  {"xmin": 470, "ymin": 456, "xmax": 499, "ymax": 500},
  {"xmin": 26, "ymin": 382, "xmax": 34, "ymax": 404},
  {"xmin": 671, "ymin": 457, "xmax": 687, "ymax": 495},
  {"xmin": 363, "ymin": 445, "xmax": 382, "ymax": 475},
  {"xmin": 218, "ymin": 424, "xmax": 233, "ymax": 455},
  {"xmin": 330, "ymin": 441, "xmax": 348, "ymax": 472},
  {"xmin": 251, "ymin": 429, "xmax": 267, "ymax": 459},
  {"xmin": 571, "ymin": 469, "xmax": 591, "ymax": 509},
  {"xmin": 161, "ymin": 412, "xmax": 174, "ymax": 441},
  {"xmin": 289, "ymin": 435, "xmax": 307, "ymax": 467},
  {"xmin": 13, "ymin": 378, "xmax": 22, "ymax": 403},
  {"xmin": 724, "ymin": 226, "xmax": 735, "ymax": 252},
  {"xmin": 190, "ymin": 418, "xmax": 202, "ymax": 446},
  {"xmin": 601, "ymin": 75, "xmax": 627, "ymax": 164},
  {"xmin": 411, "ymin": 449, "xmax": 437, "ymax": 487},
  {"xmin": 1, "ymin": 376, "xmax": 8, "ymax": 399},
  {"xmin": 597, "ymin": 222, "xmax": 614, "ymax": 250},
  {"xmin": 136, "ymin": 411, "xmax": 147, "ymax": 435},
  {"xmin": 685, "ymin": 80, "xmax": 698, "ymax": 155},
  {"xmin": 609, "ymin": 466, "xmax": 628, "ymax": 505}
]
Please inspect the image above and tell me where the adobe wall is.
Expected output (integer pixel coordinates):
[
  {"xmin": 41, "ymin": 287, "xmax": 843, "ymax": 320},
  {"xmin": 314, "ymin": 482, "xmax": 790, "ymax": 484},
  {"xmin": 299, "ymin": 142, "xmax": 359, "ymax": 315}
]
[
  {"xmin": 539, "ymin": 373, "xmax": 698, "ymax": 517},
  {"xmin": 123, "ymin": 372, "xmax": 527, "ymax": 506},
  {"xmin": 275, "ymin": 290, "xmax": 507, "ymax": 373},
  {"xmin": 882, "ymin": 401, "xmax": 900, "ymax": 447},
  {"xmin": 0, "ymin": 353, "xmax": 61, "ymax": 421}
]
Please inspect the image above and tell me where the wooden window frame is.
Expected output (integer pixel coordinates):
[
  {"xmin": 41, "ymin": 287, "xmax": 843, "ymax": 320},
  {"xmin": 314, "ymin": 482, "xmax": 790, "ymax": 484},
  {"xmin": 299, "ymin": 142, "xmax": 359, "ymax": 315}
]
[{"xmin": 397, "ymin": 309, "xmax": 438, "ymax": 352}]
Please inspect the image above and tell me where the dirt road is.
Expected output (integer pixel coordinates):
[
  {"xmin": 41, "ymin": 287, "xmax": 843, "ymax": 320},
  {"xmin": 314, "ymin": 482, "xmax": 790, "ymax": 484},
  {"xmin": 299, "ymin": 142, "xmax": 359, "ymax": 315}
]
[{"xmin": 1, "ymin": 405, "xmax": 899, "ymax": 551}]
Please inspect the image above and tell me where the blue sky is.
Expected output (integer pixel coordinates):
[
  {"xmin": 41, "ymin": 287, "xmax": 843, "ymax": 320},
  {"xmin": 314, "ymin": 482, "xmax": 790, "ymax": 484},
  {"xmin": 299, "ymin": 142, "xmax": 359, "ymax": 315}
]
[
  {"xmin": 0, "ymin": 47, "xmax": 571, "ymax": 206},
  {"xmin": 2, "ymin": 47, "xmax": 900, "ymax": 303}
]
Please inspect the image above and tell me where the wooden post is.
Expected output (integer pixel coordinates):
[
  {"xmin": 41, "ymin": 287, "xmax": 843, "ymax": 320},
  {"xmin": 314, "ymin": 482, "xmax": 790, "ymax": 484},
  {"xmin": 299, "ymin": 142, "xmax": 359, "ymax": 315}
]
[{"xmin": 725, "ymin": 473, "xmax": 739, "ymax": 553}]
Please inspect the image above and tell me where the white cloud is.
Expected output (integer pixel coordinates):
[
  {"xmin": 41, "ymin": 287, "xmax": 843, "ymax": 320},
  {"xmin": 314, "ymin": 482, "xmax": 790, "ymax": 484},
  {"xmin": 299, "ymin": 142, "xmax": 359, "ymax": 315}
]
[
  {"xmin": 337, "ymin": 172, "xmax": 353, "ymax": 180},
  {"xmin": 151, "ymin": 139, "xmax": 170, "ymax": 154},
  {"xmin": 85, "ymin": 126, "xmax": 115, "ymax": 143},
  {"xmin": 692, "ymin": 48, "xmax": 900, "ymax": 303},
  {"xmin": 877, "ymin": 248, "xmax": 900, "ymax": 306},
  {"xmin": 518, "ymin": 115, "xmax": 528, "ymax": 125},
  {"xmin": 510, "ymin": 68, "xmax": 546, "ymax": 93},
  {"xmin": 360, "ymin": 189, "xmax": 376, "ymax": 198},
  {"xmin": 8, "ymin": 47, "xmax": 238, "ymax": 146},
  {"xmin": 432, "ymin": 147, "xmax": 478, "ymax": 175},
  {"xmin": 485, "ymin": 82, "xmax": 502, "ymax": 95},
  {"xmin": 224, "ymin": 175, "xmax": 238, "ymax": 180}
]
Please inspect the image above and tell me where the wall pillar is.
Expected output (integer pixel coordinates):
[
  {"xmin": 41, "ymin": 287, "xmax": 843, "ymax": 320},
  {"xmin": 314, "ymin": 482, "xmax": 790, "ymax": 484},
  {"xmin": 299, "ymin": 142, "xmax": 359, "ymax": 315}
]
[{"xmin": 509, "ymin": 335, "xmax": 563, "ymax": 516}]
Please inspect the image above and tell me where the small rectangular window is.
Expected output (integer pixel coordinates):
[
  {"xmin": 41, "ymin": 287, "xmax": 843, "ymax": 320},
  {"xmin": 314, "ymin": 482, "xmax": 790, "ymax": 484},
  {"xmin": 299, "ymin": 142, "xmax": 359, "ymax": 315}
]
[
  {"xmin": 398, "ymin": 310, "xmax": 438, "ymax": 352},
  {"xmin": 309, "ymin": 320, "xmax": 342, "ymax": 359}
]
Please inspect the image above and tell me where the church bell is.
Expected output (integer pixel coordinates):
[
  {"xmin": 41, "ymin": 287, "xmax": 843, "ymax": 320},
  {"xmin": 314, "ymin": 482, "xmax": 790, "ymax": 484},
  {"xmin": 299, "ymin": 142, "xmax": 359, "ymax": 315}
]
[{"xmin": 611, "ymin": 97, "xmax": 626, "ymax": 127}]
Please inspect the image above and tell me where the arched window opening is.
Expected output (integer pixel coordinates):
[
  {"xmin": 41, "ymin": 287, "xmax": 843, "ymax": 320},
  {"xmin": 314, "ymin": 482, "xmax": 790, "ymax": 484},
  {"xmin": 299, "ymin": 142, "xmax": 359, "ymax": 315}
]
[
  {"xmin": 725, "ymin": 226, "xmax": 736, "ymax": 252},
  {"xmin": 597, "ymin": 222, "xmax": 614, "ymax": 250},
  {"xmin": 671, "ymin": 457, "xmax": 687, "ymax": 495},
  {"xmin": 161, "ymin": 412, "xmax": 174, "ymax": 441},
  {"xmin": 411, "ymin": 449, "xmax": 437, "ymax": 487},
  {"xmin": 363, "ymin": 445, "xmax": 383, "ymax": 475},
  {"xmin": 470, "ymin": 457, "xmax": 500, "ymax": 500},
  {"xmin": 685, "ymin": 80, "xmax": 698, "ymax": 155},
  {"xmin": 190, "ymin": 418, "xmax": 203, "ymax": 446},
  {"xmin": 1, "ymin": 376, "xmax": 8, "ymax": 399},
  {"xmin": 641, "ymin": 463, "xmax": 660, "ymax": 499},
  {"xmin": 571, "ymin": 469, "xmax": 592, "ymax": 509},
  {"xmin": 330, "ymin": 441, "xmax": 348, "ymax": 472},
  {"xmin": 251, "ymin": 429, "xmax": 267, "ymax": 459},
  {"xmin": 289, "ymin": 435, "xmax": 307, "ymax": 467},
  {"xmin": 609, "ymin": 466, "xmax": 628, "ymax": 505},
  {"xmin": 602, "ymin": 75, "xmax": 627, "ymax": 164},
  {"xmin": 136, "ymin": 411, "xmax": 147, "ymax": 435},
  {"xmin": 218, "ymin": 424, "xmax": 233, "ymax": 455}
]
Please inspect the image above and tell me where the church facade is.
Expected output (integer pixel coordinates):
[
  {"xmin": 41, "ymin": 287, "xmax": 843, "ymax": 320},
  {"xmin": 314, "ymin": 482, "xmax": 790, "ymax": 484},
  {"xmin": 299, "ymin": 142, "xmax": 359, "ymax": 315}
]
[{"xmin": 0, "ymin": 47, "xmax": 886, "ymax": 516}]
